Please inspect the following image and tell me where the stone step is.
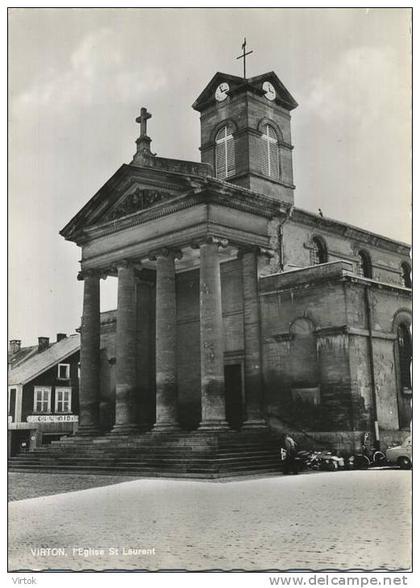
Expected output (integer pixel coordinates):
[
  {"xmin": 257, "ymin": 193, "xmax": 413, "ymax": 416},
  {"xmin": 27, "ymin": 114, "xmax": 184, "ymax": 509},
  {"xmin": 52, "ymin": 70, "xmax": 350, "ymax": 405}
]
[
  {"xmin": 9, "ymin": 429, "xmax": 282, "ymax": 478},
  {"xmin": 29, "ymin": 449, "xmax": 279, "ymax": 459},
  {"xmin": 9, "ymin": 454, "xmax": 281, "ymax": 467},
  {"xmin": 8, "ymin": 452, "xmax": 281, "ymax": 465},
  {"xmin": 8, "ymin": 466, "xmax": 281, "ymax": 479},
  {"xmin": 8, "ymin": 460, "xmax": 281, "ymax": 472},
  {"xmin": 54, "ymin": 434, "xmax": 274, "ymax": 447},
  {"xmin": 9, "ymin": 458, "xmax": 280, "ymax": 470}
]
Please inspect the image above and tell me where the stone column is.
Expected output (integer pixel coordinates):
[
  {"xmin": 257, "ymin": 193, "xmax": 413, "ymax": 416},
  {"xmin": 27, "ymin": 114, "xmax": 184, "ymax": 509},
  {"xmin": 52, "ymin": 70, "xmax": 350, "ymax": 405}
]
[
  {"xmin": 136, "ymin": 276, "xmax": 156, "ymax": 429},
  {"xmin": 199, "ymin": 238, "xmax": 229, "ymax": 430},
  {"xmin": 77, "ymin": 270, "xmax": 101, "ymax": 435},
  {"xmin": 153, "ymin": 249, "xmax": 180, "ymax": 430},
  {"xmin": 240, "ymin": 246, "xmax": 266, "ymax": 428},
  {"xmin": 112, "ymin": 260, "xmax": 139, "ymax": 434}
]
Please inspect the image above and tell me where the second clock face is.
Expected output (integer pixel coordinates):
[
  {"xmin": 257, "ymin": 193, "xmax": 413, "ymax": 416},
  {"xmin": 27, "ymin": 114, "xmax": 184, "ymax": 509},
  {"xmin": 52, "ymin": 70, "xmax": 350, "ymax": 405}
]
[
  {"xmin": 263, "ymin": 81, "xmax": 276, "ymax": 101},
  {"xmin": 215, "ymin": 82, "xmax": 230, "ymax": 102}
]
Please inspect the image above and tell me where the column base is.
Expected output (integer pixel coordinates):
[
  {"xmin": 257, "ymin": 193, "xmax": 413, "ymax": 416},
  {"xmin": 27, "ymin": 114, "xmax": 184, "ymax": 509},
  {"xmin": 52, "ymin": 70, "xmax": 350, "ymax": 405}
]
[
  {"xmin": 152, "ymin": 421, "xmax": 181, "ymax": 433},
  {"xmin": 198, "ymin": 420, "xmax": 231, "ymax": 431},
  {"xmin": 76, "ymin": 425, "xmax": 102, "ymax": 437},
  {"xmin": 110, "ymin": 424, "xmax": 140, "ymax": 435},
  {"xmin": 241, "ymin": 419, "xmax": 268, "ymax": 430}
]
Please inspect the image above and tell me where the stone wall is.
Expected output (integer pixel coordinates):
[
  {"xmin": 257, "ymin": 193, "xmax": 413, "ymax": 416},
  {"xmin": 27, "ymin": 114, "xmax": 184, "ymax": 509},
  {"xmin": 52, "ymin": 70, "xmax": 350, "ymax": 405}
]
[
  {"xmin": 282, "ymin": 214, "xmax": 411, "ymax": 287},
  {"xmin": 260, "ymin": 264, "xmax": 352, "ymax": 435},
  {"xmin": 259, "ymin": 261, "xmax": 411, "ymax": 452}
]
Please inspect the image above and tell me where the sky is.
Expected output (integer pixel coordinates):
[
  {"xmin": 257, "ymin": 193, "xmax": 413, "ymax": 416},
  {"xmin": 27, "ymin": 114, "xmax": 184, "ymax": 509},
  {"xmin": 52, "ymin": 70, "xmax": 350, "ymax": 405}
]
[{"xmin": 8, "ymin": 7, "xmax": 412, "ymax": 346}]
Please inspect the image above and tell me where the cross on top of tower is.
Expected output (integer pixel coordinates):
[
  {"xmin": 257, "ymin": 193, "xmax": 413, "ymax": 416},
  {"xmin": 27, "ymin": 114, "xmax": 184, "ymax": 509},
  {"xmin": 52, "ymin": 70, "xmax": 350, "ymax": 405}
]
[
  {"xmin": 236, "ymin": 37, "xmax": 253, "ymax": 79},
  {"xmin": 136, "ymin": 107, "xmax": 152, "ymax": 138}
]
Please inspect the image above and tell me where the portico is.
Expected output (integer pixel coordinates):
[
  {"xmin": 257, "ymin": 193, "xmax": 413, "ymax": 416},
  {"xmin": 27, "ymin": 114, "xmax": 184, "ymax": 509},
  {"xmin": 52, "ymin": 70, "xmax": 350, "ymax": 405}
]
[{"xmin": 76, "ymin": 237, "xmax": 271, "ymax": 436}]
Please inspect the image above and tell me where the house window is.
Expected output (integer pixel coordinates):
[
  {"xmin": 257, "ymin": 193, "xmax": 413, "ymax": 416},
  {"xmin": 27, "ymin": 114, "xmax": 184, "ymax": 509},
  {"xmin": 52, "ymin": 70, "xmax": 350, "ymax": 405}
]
[
  {"xmin": 401, "ymin": 262, "xmax": 411, "ymax": 288},
  {"xmin": 358, "ymin": 250, "xmax": 372, "ymax": 278},
  {"xmin": 34, "ymin": 387, "xmax": 51, "ymax": 413},
  {"xmin": 55, "ymin": 387, "xmax": 72, "ymax": 413},
  {"xmin": 310, "ymin": 236, "xmax": 328, "ymax": 265},
  {"xmin": 261, "ymin": 124, "xmax": 280, "ymax": 179},
  {"xmin": 58, "ymin": 363, "xmax": 70, "ymax": 380},
  {"xmin": 215, "ymin": 124, "xmax": 235, "ymax": 179}
]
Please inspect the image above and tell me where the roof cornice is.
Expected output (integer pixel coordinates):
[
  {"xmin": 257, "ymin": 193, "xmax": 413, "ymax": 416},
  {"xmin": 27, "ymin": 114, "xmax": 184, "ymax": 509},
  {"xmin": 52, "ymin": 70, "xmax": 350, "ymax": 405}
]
[{"xmin": 292, "ymin": 207, "xmax": 411, "ymax": 255}]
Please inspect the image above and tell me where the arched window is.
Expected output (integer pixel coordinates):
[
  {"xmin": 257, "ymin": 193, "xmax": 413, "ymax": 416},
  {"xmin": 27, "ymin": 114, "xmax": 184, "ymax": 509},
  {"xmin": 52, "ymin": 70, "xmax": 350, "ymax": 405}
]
[
  {"xmin": 358, "ymin": 250, "xmax": 372, "ymax": 278},
  {"xmin": 401, "ymin": 262, "xmax": 412, "ymax": 288},
  {"xmin": 215, "ymin": 124, "xmax": 235, "ymax": 179},
  {"xmin": 397, "ymin": 323, "xmax": 412, "ymax": 391},
  {"xmin": 261, "ymin": 124, "xmax": 280, "ymax": 179},
  {"xmin": 311, "ymin": 236, "xmax": 328, "ymax": 265}
]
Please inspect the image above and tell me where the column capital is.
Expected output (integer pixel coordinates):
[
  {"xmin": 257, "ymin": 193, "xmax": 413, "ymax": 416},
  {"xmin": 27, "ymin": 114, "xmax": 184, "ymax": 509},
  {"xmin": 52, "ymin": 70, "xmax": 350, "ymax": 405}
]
[
  {"xmin": 191, "ymin": 236, "xmax": 229, "ymax": 249},
  {"xmin": 114, "ymin": 259, "xmax": 139, "ymax": 271},
  {"xmin": 148, "ymin": 247, "xmax": 183, "ymax": 261},
  {"xmin": 77, "ymin": 268, "xmax": 108, "ymax": 281}
]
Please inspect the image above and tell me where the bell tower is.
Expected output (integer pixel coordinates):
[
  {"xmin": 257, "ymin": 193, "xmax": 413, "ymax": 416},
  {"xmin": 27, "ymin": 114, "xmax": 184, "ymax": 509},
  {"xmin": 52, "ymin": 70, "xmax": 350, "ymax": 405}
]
[{"xmin": 192, "ymin": 70, "xmax": 298, "ymax": 203}]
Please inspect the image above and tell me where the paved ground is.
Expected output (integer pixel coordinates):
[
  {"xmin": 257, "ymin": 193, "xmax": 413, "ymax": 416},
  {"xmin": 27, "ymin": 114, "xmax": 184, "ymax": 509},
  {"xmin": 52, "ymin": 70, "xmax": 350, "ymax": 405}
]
[
  {"xmin": 8, "ymin": 472, "xmax": 137, "ymax": 502},
  {"xmin": 8, "ymin": 470, "xmax": 411, "ymax": 572}
]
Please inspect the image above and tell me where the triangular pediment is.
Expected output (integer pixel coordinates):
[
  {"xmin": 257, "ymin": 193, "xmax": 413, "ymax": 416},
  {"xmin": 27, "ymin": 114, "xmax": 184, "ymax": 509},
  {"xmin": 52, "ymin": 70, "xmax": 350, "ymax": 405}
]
[
  {"xmin": 247, "ymin": 72, "xmax": 298, "ymax": 111},
  {"xmin": 193, "ymin": 70, "xmax": 298, "ymax": 112},
  {"xmin": 103, "ymin": 184, "xmax": 175, "ymax": 222},
  {"xmin": 192, "ymin": 72, "xmax": 245, "ymax": 111},
  {"xmin": 60, "ymin": 164, "xmax": 201, "ymax": 241}
]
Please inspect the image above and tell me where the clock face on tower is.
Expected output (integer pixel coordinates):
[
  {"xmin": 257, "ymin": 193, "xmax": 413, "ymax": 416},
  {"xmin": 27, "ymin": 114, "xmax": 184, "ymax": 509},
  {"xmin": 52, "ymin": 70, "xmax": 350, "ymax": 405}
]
[
  {"xmin": 215, "ymin": 82, "xmax": 230, "ymax": 102},
  {"xmin": 263, "ymin": 81, "xmax": 276, "ymax": 101}
]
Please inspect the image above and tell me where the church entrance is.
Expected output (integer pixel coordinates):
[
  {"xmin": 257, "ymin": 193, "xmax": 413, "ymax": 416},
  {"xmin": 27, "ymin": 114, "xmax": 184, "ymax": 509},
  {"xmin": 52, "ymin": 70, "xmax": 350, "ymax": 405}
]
[{"xmin": 224, "ymin": 363, "xmax": 243, "ymax": 430}]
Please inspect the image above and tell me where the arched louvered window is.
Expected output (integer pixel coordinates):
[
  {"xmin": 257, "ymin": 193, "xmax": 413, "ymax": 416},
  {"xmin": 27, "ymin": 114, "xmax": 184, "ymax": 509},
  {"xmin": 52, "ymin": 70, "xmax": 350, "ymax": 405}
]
[
  {"xmin": 311, "ymin": 236, "xmax": 328, "ymax": 265},
  {"xmin": 261, "ymin": 124, "xmax": 280, "ymax": 179},
  {"xmin": 358, "ymin": 250, "xmax": 373, "ymax": 278},
  {"xmin": 215, "ymin": 125, "xmax": 235, "ymax": 179},
  {"xmin": 401, "ymin": 262, "xmax": 412, "ymax": 288}
]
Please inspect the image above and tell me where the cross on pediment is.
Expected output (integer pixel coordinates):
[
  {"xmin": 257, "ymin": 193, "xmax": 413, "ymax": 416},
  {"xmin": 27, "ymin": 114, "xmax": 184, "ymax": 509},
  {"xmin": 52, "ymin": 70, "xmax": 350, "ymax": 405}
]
[{"xmin": 136, "ymin": 107, "xmax": 152, "ymax": 138}]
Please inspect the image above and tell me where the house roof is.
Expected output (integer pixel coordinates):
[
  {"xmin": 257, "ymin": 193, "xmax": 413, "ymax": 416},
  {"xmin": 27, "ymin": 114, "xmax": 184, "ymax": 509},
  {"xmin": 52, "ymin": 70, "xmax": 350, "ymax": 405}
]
[{"xmin": 8, "ymin": 334, "xmax": 80, "ymax": 387}]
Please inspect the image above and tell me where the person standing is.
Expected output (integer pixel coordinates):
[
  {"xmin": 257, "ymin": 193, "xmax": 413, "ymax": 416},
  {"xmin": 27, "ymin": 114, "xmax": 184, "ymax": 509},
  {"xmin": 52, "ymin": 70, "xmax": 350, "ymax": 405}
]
[{"xmin": 283, "ymin": 433, "xmax": 299, "ymax": 475}]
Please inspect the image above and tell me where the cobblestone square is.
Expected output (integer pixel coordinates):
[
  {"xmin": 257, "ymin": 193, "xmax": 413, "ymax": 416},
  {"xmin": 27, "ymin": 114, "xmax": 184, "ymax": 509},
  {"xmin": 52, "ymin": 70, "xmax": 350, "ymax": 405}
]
[{"xmin": 8, "ymin": 470, "xmax": 411, "ymax": 572}]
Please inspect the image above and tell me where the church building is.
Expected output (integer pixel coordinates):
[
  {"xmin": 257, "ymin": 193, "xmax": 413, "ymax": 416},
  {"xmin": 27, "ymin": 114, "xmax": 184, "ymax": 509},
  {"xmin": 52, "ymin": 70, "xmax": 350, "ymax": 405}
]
[{"xmin": 10, "ymin": 65, "xmax": 412, "ymax": 477}]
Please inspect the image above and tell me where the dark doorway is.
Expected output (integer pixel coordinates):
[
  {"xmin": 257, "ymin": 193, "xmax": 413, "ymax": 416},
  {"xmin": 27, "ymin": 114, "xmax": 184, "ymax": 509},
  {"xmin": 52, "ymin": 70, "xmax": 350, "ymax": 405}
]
[
  {"xmin": 10, "ymin": 430, "xmax": 31, "ymax": 457},
  {"xmin": 224, "ymin": 364, "xmax": 243, "ymax": 430}
]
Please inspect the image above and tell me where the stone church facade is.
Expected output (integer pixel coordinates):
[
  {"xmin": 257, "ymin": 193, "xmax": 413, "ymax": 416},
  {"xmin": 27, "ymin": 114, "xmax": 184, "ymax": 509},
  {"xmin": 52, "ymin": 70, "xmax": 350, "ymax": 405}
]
[{"xmin": 57, "ymin": 70, "xmax": 411, "ymax": 461}]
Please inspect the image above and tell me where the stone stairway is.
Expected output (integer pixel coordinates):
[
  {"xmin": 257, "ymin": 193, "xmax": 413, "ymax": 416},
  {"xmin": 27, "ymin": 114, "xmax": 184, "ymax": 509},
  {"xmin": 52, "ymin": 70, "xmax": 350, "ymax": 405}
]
[{"xmin": 8, "ymin": 429, "xmax": 283, "ymax": 479}]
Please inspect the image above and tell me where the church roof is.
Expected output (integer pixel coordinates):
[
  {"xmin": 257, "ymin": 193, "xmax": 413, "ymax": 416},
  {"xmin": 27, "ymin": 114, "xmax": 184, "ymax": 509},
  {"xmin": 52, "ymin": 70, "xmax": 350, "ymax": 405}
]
[
  {"xmin": 8, "ymin": 334, "xmax": 80, "ymax": 386},
  {"xmin": 293, "ymin": 207, "xmax": 411, "ymax": 254},
  {"xmin": 192, "ymin": 71, "xmax": 298, "ymax": 112}
]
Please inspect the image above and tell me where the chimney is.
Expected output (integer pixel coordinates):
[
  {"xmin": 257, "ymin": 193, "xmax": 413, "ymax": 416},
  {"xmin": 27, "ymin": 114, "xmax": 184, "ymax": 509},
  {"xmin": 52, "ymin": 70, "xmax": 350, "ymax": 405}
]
[
  {"xmin": 9, "ymin": 340, "xmax": 21, "ymax": 354},
  {"xmin": 38, "ymin": 337, "xmax": 50, "ymax": 352},
  {"xmin": 56, "ymin": 333, "xmax": 67, "ymax": 342}
]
